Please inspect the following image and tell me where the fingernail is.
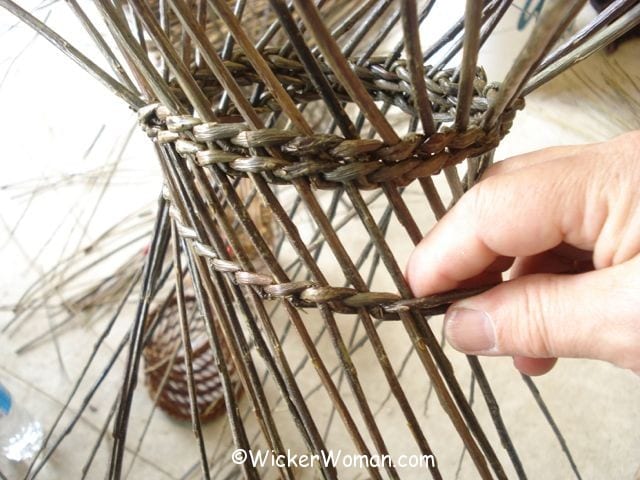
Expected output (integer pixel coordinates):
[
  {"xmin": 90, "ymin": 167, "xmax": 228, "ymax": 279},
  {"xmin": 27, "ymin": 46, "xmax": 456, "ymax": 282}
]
[{"xmin": 445, "ymin": 307, "xmax": 496, "ymax": 353}]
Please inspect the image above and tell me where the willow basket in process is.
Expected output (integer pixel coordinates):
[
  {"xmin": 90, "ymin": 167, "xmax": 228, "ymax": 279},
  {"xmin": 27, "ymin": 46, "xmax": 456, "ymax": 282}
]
[{"xmin": 3, "ymin": 0, "xmax": 640, "ymax": 479}]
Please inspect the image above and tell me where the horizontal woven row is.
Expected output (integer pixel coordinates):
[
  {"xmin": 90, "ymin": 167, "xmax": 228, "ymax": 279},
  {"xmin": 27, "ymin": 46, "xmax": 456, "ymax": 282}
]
[
  {"xmin": 171, "ymin": 215, "xmax": 494, "ymax": 320},
  {"xmin": 169, "ymin": 49, "xmax": 499, "ymax": 118},
  {"xmin": 139, "ymin": 98, "xmax": 522, "ymax": 190}
]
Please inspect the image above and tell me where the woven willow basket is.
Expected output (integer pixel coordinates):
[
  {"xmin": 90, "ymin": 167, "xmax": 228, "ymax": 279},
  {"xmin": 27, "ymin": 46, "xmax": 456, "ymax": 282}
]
[
  {"xmin": 143, "ymin": 293, "xmax": 243, "ymax": 423},
  {"xmin": 3, "ymin": 0, "xmax": 640, "ymax": 478}
]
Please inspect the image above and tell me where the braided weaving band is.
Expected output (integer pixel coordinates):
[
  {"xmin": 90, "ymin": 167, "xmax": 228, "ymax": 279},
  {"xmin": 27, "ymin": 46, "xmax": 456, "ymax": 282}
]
[
  {"xmin": 169, "ymin": 50, "xmax": 506, "ymax": 118},
  {"xmin": 140, "ymin": 57, "xmax": 523, "ymax": 190},
  {"xmin": 137, "ymin": 58, "xmax": 521, "ymax": 320}
]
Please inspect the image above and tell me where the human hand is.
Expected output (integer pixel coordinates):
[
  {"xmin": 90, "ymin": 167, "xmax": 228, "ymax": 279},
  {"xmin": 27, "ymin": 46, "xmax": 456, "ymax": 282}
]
[{"xmin": 406, "ymin": 131, "xmax": 640, "ymax": 376}]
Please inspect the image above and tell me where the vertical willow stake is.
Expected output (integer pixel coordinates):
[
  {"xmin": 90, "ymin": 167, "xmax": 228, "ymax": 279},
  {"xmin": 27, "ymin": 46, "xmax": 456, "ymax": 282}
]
[
  {"xmin": 400, "ymin": 0, "xmax": 436, "ymax": 136},
  {"xmin": 455, "ymin": 0, "xmax": 483, "ymax": 132},
  {"xmin": 171, "ymin": 221, "xmax": 211, "ymax": 480},
  {"xmin": 483, "ymin": 0, "xmax": 587, "ymax": 129}
]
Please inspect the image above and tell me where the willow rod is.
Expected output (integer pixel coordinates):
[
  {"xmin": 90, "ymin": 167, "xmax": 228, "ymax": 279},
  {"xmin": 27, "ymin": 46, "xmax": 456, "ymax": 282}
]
[{"xmin": 0, "ymin": 0, "xmax": 142, "ymax": 109}]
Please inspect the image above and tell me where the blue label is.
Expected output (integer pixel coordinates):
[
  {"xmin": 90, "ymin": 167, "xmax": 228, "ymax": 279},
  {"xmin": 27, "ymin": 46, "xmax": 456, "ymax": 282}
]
[
  {"xmin": 0, "ymin": 383, "xmax": 12, "ymax": 416},
  {"xmin": 517, "ymin": 0, "xmax": 546, "ymax": 31}
]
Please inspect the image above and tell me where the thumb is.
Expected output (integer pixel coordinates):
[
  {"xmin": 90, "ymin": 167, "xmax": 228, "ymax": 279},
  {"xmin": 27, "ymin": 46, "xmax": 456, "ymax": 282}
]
[{"xmin": 443, "ymin": 259, "xmax": 640, "ymax": 373}]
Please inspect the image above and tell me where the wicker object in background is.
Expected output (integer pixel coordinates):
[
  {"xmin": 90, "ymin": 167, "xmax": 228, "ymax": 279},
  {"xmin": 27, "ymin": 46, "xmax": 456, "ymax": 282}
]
[{"xmin": 143, "ymin": 294, "xmax": 242, "ymax": 423}]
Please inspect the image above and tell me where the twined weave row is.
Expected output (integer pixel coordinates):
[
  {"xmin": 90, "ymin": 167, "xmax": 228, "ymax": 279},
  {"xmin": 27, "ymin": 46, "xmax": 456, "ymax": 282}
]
[
  {"xmin": 168, "ymin": 207, "xmax": 493, "ymax": 320},
  {"xmin": 139, "ymin": 98, "xmax": 522, "ymax": 190},
  {"xmin": 171, "ymin": 49, "xmax": 500, "ymax": 119}
]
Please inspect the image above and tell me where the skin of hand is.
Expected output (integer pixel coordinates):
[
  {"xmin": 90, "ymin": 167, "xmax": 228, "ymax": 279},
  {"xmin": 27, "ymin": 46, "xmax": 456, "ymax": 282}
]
[{"xmin": 406, "ymin": 130, "xmax": 640, "ymax": 376}]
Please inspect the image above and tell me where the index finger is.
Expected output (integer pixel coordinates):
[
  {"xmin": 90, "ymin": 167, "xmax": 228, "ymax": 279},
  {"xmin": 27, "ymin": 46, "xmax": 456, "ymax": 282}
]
[{"xmin": 405, "ymin": 151, "xmax": 598, "ymax": 298}]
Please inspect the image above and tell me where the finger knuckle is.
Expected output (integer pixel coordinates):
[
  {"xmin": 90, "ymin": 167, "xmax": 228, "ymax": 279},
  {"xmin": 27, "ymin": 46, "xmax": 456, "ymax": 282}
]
[
  {"xmin": 503, "ymin": 279, "xmax": 555, "ymax": 357},
  {"xmin": 466, "ymin": 177, "xmax": 500, "ymax": 225}
]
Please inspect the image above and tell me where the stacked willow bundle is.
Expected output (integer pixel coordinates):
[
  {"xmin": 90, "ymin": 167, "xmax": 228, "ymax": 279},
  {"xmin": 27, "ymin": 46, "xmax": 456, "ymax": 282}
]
[{"xmin": 2, "ymin": 0, "xmax": 640, "ymax": 479}]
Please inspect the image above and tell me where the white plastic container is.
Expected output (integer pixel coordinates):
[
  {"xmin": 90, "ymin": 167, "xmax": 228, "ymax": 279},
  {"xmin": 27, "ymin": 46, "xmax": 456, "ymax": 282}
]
[{"xmin": 0, "ymin": 382, "xmax": 43, "ymax": 464}]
